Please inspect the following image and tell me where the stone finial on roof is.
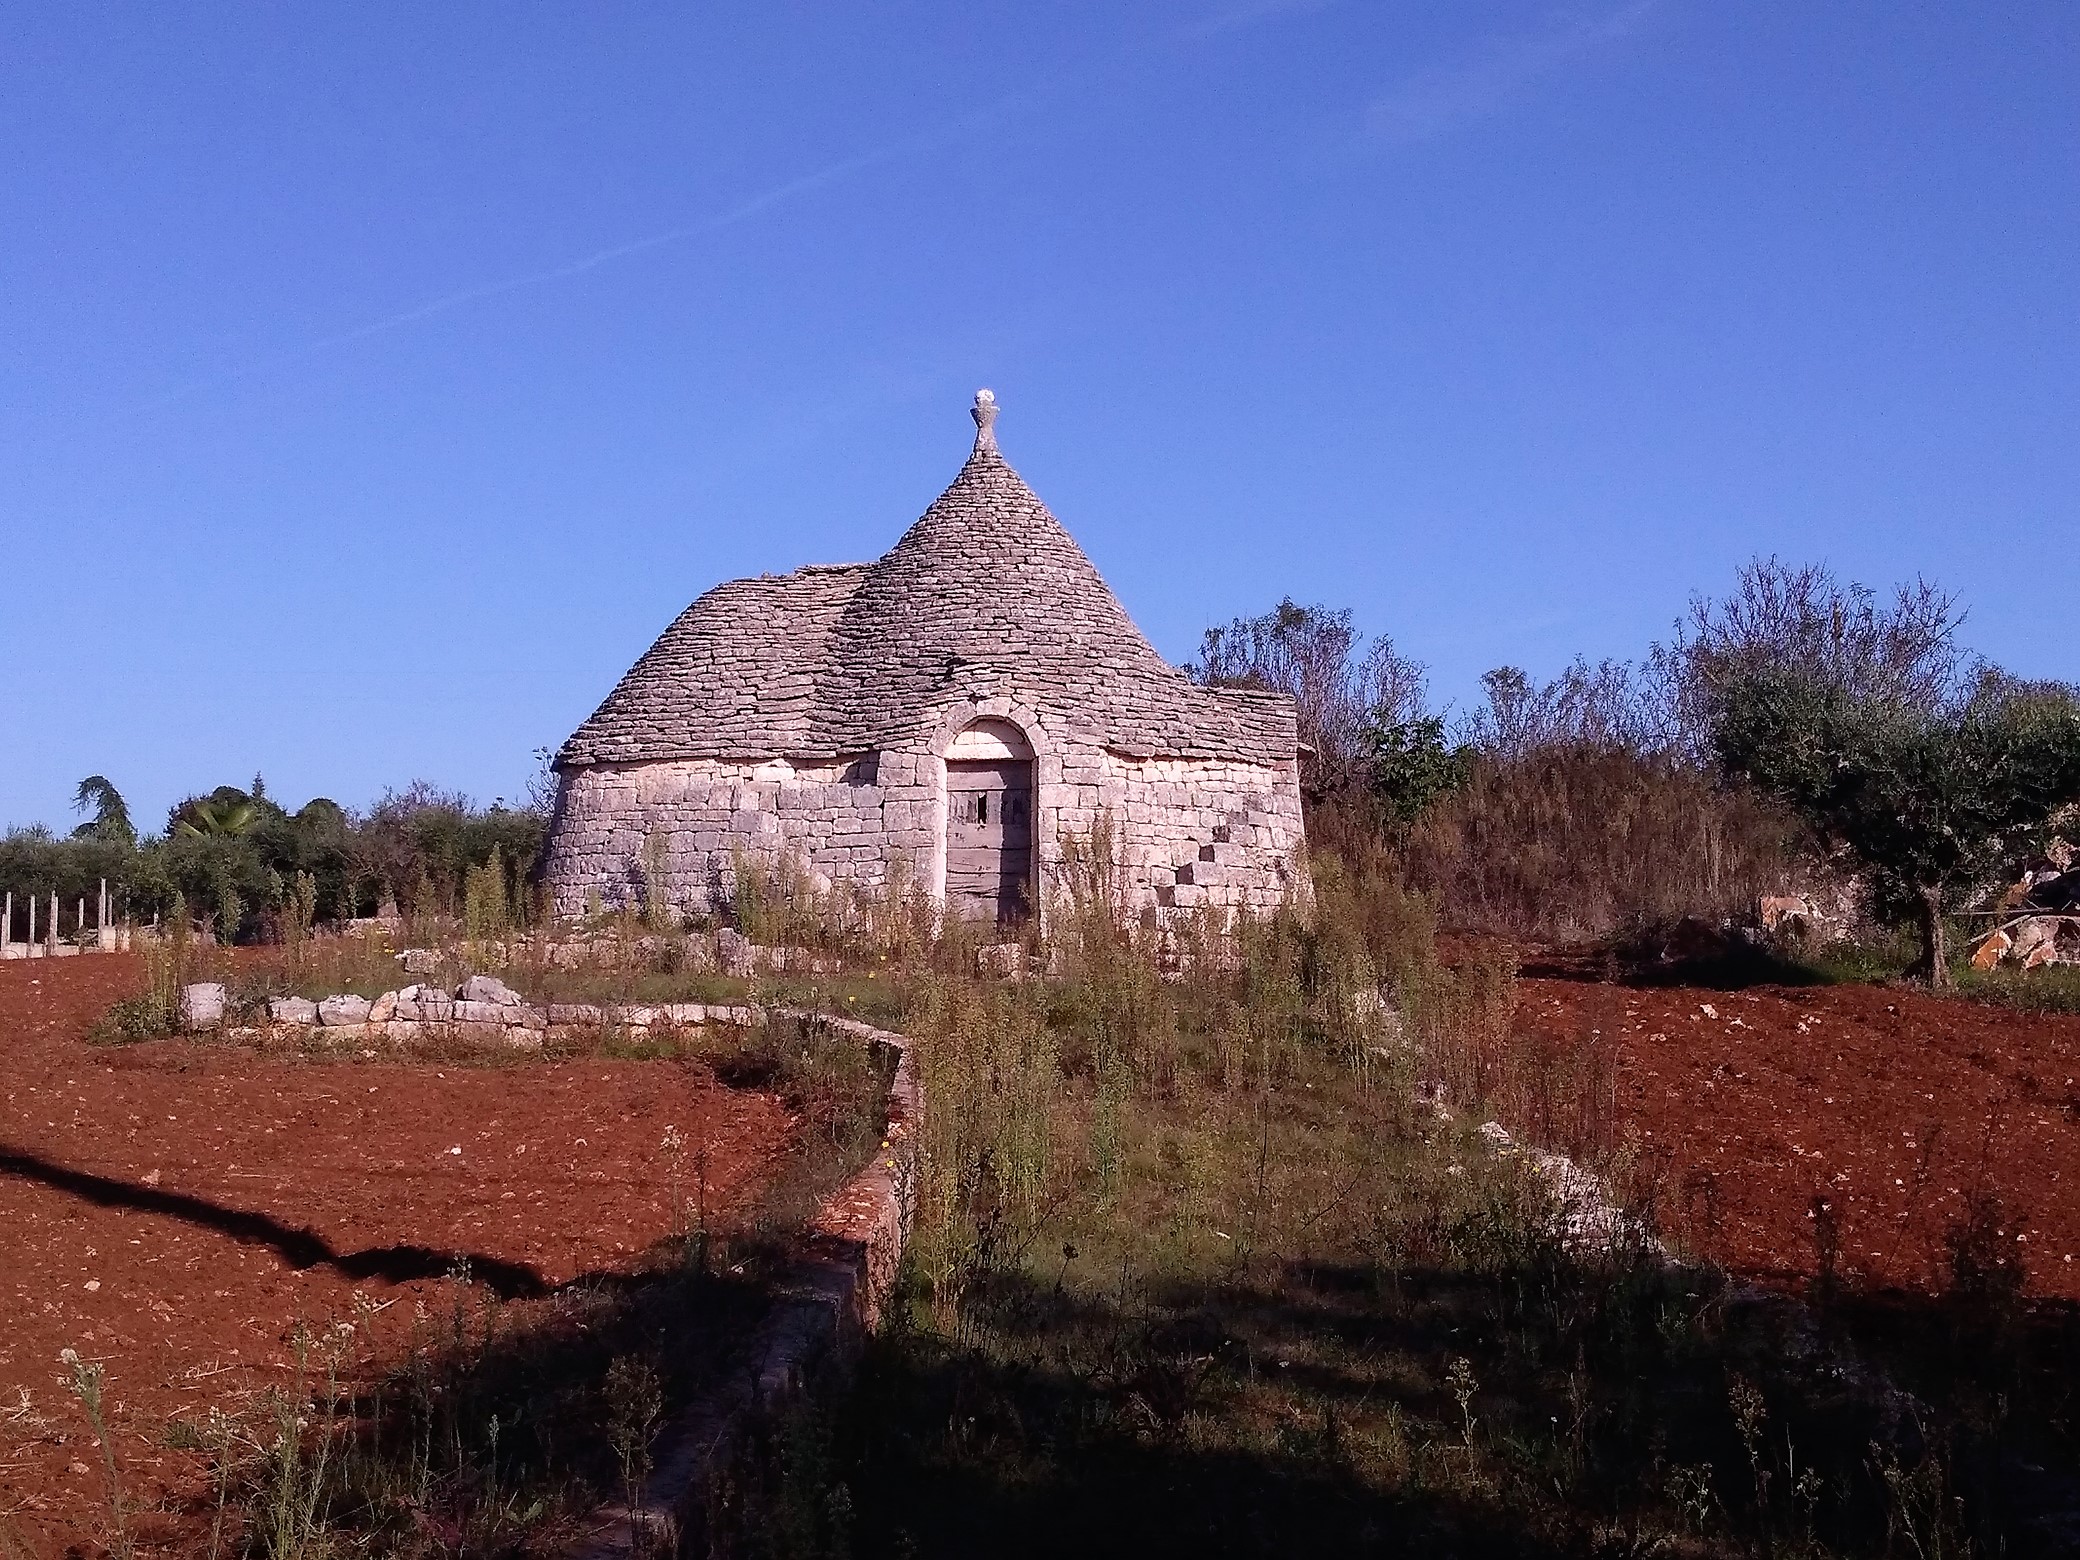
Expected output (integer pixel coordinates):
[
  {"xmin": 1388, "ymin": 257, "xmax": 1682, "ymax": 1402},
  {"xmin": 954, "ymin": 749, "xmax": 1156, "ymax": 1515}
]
[{"xmin": 971, "ymin": 388, "xmax": 999, "ymax": 451}]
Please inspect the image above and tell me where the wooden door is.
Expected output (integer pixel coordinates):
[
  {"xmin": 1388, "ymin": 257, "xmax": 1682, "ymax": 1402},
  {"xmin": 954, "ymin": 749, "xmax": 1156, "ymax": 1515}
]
[{"xmin": 946, "ymin": 759, "xmax": 1033, "ymax": 923}]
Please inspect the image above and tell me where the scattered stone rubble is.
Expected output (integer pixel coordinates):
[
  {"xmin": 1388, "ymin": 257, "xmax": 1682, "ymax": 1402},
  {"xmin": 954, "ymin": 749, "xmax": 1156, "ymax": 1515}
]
[
  {"xmin": 1973, "ymin": 916, "xmax": 2080, "ymax": 970},
  {"xmin": 1971, "ymin": 844, "xmax": 2080, "ymax": 969},
  {"xmin": 1758, "ymin": 893, "xmax": 1841, "ymax": 943},
  {"xmin": 1473, "ymin": 1119, "xmax": 1658, "ymax": 1254}
]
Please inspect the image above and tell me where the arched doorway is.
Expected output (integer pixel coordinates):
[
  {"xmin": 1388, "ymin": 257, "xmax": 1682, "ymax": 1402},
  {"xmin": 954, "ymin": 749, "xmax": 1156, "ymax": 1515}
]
[{"xmin": 944, "ymin": 719, "xmax": 1035, "ymax": 923}]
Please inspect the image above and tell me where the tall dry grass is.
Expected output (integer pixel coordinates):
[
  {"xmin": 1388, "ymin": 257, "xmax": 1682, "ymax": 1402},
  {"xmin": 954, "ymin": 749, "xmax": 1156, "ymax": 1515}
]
[
  {"xmin": 729, "ymin": 845, "xmax": 942, "ymax": 964},
  {"xmin": 823, "ymin": 831, "xmax": 2045, "ymax": 1560},
  {"xmin": 1393, "ymin": 747, "xmax": 1806, "ymax": 942}
]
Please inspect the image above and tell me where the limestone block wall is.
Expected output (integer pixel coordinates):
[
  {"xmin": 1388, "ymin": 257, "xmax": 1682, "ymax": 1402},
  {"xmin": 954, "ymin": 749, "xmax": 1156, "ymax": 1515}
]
[
  {"xmin": 544, "ymin": 705, "xmax": 1306, "ymax": 927},
  {"xmin": 1035, "ymin": 749, "xmax": 1305, "ymax": 918},
  {"xmin": 542, "ymin": 753, "xmax": 937, "ymax": 920}
]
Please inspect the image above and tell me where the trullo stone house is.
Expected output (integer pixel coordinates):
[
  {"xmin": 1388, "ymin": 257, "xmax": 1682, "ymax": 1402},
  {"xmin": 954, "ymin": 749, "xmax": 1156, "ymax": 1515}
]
[{"xmin": 542, "ymin": 392, "xmax": 1305, "ymax": 925}]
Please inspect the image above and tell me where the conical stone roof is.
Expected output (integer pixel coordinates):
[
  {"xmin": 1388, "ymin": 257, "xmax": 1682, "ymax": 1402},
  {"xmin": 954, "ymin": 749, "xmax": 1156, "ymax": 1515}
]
[{"xmin": 558, "ymin": 393, "xmax": 1295, "ymax": 768}]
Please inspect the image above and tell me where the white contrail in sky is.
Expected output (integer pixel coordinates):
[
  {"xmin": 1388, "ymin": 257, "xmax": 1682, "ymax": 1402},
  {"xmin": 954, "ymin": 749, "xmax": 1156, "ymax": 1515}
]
[
  {"xmin": 303, "ymin": 154, "xmax": 890, "ymax": 353},
  {"xmin": 132, "ymin": 143, "xmax": 903, "ymax": 410},
  {"xmin": 133, "ymin": 2, "xmax": 1337, "ymax": 411},
  {"xmin": 129, "ymin": 56, "xmax": 1080, "ymax": 419},
  {"xmin": 1366, "ymin": 0, "xmax": 1661, "ymax": 144}
]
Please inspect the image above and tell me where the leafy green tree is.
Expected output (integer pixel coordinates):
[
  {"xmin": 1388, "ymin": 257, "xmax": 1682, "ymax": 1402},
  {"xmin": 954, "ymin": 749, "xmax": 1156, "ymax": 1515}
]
[
  {"xmin": 1, "ymin": 827, "xmax": 136, "ymax": 925},
  {"xmin": 1711, "ymin": 671, "xmax": 2080, "ymax": 987},
  {"xmin": 70, "ymin": 776, "xmax": 136, "ymax": 845},
  {"xmin": 1366, "ymin": 715, "xmax": 1472, "ymax": 824},
  {"xmin": 170, "ymin": 786, "xmax": 262, "ymax": 839},
  {"xmin": 356, "ymin": 782, "xmax": 546, "ymax": 923},
  {"xmin": 8, "ymin": 773, "xmax": 548, "ymax": 938}
]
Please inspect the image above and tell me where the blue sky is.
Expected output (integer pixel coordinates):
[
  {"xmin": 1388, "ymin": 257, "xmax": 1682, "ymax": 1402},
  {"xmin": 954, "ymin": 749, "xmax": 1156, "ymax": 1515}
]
[{"xmin": 4, "ymin": 2, "xmax": 2074, "ymax": 830}]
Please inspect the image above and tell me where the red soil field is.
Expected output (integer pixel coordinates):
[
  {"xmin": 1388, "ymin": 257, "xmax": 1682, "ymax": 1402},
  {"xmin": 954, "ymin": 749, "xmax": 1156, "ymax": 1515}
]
[
  {"xmin": 0, "ymin": 955, "xmax": 798, "ymax": 1556},
  {"xmin": 1518, "ymin": 974, "xmax": 2080, "ymax": 1302},
  {"xmin": 9, "ymin": 950, "xmax": 2075, "ymax": 1550}
]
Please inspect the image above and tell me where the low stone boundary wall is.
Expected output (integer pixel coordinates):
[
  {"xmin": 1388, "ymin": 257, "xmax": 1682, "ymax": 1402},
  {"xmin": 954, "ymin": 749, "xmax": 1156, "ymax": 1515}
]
[
  {"xmin": 574, "ymin": 1010, "xmax": 919, "ymax": 1558},
  {"xmin": 182, "ymin": 973, "xmax": 767, "ymax": 1049},
  {"xmin": 180, "ymin": 975, "xmax": 923, "ymax": 1555}
]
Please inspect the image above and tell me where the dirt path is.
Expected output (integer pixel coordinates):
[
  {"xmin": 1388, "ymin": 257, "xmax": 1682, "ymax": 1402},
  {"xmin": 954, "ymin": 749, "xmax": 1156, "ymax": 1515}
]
[
  {"xmin": 0, "ymin": 955, "xmax": 796, "ymax": 1555},
  {"xmin": 1518, "ymin": 974, "xmax": 2080, "ymax": 1300}
]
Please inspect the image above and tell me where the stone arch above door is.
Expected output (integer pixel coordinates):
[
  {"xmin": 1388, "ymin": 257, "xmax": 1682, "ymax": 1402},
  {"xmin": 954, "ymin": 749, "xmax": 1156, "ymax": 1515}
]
[
  {"xmin": 925, "ymin": 696, "xmax": 1054, "ymax": 768},
  {"xmin": 945, "ymin": 716, "xmax": 1034, "ymax": 763}
]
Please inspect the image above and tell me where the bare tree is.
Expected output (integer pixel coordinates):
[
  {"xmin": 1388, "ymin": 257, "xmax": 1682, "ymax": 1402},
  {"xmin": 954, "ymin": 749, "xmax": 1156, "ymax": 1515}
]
[
  {"xmin": 1669, "ymin": 558, "xmax": 1971, "ymax": 745},
  {"xmin": 1458, "ymin": 659, "xmax": 1674, "ymax": 761},
  {"xmin": 1193, "ymin": 599, "xmax": 1427, "ymax": 799}
]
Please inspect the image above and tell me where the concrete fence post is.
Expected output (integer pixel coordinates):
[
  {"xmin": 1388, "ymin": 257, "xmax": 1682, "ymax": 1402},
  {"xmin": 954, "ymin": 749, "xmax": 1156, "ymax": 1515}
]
[{"xmin": 3, "ymin": 891, "xmax": 10, "ymax": 957}]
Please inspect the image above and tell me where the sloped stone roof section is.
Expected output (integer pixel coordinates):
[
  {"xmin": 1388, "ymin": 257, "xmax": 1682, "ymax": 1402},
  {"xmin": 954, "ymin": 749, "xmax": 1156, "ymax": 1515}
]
[
  {"xmin": 811, "ymin": 416, "xmax": 1293, "ymax": 763},
  {"xmin": 557, "ymin": 564, "xmax": 867, "ymax": 765},
  {"xmin": 557, "ymin": 394, "xmax": 1297, "ymax": 767}
]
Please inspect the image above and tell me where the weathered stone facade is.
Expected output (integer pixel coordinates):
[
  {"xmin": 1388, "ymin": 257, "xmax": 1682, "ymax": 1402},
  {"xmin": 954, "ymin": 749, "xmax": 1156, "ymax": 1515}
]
[{"xmin": 543, "ymin": 393, "xmax": 1305, "ymax": 925}]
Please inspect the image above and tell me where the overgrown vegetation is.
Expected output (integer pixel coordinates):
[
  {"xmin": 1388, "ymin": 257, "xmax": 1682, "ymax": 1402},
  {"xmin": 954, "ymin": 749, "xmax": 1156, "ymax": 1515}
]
[
  {"xmin": 46, "ymin": 825, "xmax": 2080, "ymax": 1557},
  {"xmin": 1195, "ymin": 592, "xmax": 1812, "ymax": 943},
  {"xmin": 3, "ymin": 775, "xmax": 547, "ymax": 947},
  {"xmin": 1199, "ymin": 560, "xmax": 2080, "ymax": 969},
  {"xmin": 785, "ymin": 833, "xmax": 2068, "ymax": 1559}
]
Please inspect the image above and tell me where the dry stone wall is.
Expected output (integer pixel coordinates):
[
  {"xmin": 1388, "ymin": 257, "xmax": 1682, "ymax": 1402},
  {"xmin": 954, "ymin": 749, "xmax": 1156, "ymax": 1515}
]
[
  {"xmin": 542, "ymin": 751, "xmax": 936, "ymax": 920},
  {"xmin": 543, "ymin": 712, "xmax": 1305, "ymax": 925},
  {"xmin": 1084, "ymin": 749, "xmax": 1305, "ymax": 915}
]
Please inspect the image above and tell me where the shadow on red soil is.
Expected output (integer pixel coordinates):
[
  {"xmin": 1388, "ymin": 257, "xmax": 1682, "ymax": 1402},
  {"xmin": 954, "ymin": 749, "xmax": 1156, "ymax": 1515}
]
[{"xmin": 0, "ymin": 954, "xmax": 796, "ymax": 1556}]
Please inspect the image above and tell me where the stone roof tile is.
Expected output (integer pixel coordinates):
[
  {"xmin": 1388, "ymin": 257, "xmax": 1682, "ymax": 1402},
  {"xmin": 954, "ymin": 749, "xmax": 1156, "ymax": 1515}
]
[
  {"xmin": 558, "ymin": 395, "xmax": 1297, "ymax": 768},
  {"xmin": 558, "ymin": 564, "xmax": 867, "ymax": 765}
]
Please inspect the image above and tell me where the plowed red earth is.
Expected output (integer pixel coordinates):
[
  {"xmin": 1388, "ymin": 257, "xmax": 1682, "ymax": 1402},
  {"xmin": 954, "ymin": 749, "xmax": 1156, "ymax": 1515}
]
[
  {"xmin": 0, "ymin": 955, "xmax": 796, "ymax": 1556},
  {"xmin": 1517, "ymin": 974, "xmax": 2080, "ymax": 1302}
]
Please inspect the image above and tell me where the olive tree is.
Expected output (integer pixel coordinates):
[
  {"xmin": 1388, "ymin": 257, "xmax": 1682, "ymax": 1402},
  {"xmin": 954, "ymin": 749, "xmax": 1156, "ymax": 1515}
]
[
  {"xmin": 1710, "ymin": 670, "xmax": 2080, "ymax": 986},
  {"xmin": 1193, "ymin": 598, "xmax": 1427, "ymax": 802}
]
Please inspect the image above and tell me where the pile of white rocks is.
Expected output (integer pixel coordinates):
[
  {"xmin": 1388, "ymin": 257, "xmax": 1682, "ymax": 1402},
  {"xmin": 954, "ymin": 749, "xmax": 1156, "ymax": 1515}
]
[{"xmin": 267, "ymin": 974, "xmax": 539, "ymax": 1031}]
